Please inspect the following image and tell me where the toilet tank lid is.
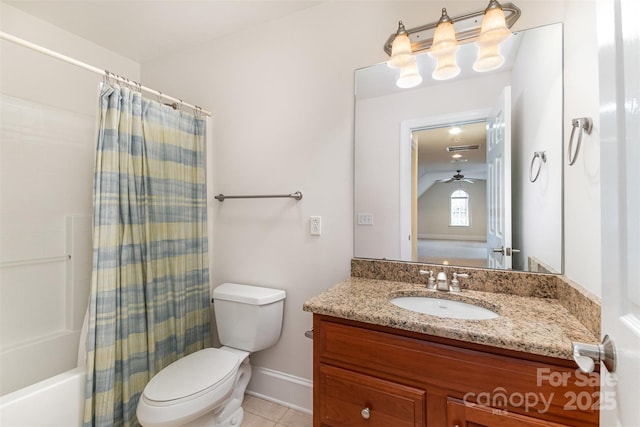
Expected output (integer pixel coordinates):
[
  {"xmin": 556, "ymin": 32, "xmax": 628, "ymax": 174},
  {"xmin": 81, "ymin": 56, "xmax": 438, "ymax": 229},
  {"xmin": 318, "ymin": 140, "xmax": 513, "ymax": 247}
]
[{"xmin": 213, "ymin": 283, "xmax": 286, "ymax": 305}]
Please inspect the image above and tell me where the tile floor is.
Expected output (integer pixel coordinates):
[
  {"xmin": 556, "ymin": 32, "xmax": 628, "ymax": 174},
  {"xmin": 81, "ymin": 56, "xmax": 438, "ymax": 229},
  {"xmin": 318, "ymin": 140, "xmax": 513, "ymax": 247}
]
[{"xmin": 242, "ymin": 395, "xmax": 313, "ymax": 427}]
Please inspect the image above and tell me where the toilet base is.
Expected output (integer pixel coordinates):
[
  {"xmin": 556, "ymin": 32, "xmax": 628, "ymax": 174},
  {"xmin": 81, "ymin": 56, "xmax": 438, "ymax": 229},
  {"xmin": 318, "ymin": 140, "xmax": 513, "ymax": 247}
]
[{"xmin": 180, "ymin": 357, "xmax": 252, "ymax": 427}]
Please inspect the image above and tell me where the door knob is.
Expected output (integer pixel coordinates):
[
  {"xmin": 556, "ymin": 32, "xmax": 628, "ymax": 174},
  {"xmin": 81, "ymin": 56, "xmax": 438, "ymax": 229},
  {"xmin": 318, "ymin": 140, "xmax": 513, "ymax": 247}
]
[
  {"xmin": 492, "ymin": 247, "xmax": 520, "ymax": 256},
  {"xmin": 572, "ymin": 334, "xmax": 616, "ymax": 373}
]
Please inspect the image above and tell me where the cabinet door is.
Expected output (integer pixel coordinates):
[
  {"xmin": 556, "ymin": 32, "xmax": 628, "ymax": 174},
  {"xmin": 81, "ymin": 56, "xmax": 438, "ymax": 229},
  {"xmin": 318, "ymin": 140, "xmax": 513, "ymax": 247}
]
[
  {"xmin": 319, "ymin": 364, "xmax": 425, "ymax": 427},
  {"xmin": 447, "ymin": 397, "xmax": 570, "ymax": 427}
]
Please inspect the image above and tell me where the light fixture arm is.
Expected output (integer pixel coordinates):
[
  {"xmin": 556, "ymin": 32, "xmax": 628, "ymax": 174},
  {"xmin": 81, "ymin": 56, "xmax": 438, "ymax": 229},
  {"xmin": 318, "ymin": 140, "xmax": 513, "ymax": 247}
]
[{"xmin": 383, "ymin": 2, "xmax": 520, "ymax": 56}]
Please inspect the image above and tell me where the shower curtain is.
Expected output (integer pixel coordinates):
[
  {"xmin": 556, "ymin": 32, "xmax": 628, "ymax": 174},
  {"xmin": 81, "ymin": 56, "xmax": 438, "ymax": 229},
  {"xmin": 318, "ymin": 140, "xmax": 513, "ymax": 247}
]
[{"xmin": 84, "ymin": 84, "xmax": 210, "ymax": 427}]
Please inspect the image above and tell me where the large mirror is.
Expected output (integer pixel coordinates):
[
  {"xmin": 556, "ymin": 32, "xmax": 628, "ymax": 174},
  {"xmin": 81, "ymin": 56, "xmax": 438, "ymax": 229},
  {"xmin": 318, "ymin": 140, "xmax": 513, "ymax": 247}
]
[{"xmin": 354, "ymin": 23, "xmax": 563, "ymax": 273}]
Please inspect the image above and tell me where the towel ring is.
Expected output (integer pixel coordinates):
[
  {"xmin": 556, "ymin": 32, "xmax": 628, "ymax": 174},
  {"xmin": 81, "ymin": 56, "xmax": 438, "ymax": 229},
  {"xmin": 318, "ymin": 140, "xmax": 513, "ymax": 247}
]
[
  {"xmin": 568, "ymin": 117, "xmax": 593, "ymax": 166},
  {"xmin": 529, "ymin": 151, "xmax": 546, "ymax": 182}
]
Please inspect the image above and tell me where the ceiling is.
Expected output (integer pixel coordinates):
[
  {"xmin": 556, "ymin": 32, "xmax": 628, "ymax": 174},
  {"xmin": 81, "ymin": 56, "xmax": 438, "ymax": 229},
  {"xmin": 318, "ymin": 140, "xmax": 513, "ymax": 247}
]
[
  {"xmin": 4, "ymin": 0, "xmax": 323, "ymax": 63},
  {"xmin": 416, "ymin": 121, "xmax": 487, "ymax": 178}
]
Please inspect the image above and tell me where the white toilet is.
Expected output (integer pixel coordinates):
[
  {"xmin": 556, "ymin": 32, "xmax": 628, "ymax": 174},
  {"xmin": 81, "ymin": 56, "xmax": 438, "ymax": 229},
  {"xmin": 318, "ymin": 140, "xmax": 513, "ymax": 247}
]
[{"xmin": 136, "ymin": 283, "xmax": 286, "ymax": 427}]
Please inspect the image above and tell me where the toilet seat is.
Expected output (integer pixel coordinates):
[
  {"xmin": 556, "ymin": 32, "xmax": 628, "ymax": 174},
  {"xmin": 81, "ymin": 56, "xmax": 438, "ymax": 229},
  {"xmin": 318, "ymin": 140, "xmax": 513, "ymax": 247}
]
[
  {"xmin": 137, "ymin": 348, "xmax": 240, "ymax": 426},
  {"xmin": 142, "ymin": 348, "xmax": 238, "ymax": 406}
]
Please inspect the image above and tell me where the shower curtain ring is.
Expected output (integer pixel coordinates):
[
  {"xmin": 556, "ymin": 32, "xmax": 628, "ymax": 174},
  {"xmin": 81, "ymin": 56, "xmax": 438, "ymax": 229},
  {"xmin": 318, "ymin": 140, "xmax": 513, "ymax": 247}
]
[{"xmin": 157, "ymin": 91, "xmax": 163, "ymax": 103}]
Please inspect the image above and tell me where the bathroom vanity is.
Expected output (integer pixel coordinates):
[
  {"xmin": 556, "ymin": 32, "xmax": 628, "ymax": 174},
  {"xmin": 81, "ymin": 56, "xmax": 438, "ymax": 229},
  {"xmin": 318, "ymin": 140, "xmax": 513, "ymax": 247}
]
[{"xmin": 304, "ymin": 260, "xmax": 601, "ymax": 427}]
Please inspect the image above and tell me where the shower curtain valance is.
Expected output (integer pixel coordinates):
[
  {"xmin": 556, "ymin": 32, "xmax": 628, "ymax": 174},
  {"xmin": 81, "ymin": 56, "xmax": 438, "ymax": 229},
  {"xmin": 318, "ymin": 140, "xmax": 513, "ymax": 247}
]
[{"xmin": 0, "ymin": 31, "xmax": 212, "ymax": 117}]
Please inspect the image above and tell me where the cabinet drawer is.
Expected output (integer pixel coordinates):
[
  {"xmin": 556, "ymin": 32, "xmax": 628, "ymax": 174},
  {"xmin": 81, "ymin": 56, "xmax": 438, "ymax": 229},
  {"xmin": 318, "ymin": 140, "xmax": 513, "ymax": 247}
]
[
  {"xmin": 447, "ymin": 397, "xmax": 570, "ymax": 427},
  {"xmin": 319, "ymin": 364, "xmax": 425, "ymax": 427}
]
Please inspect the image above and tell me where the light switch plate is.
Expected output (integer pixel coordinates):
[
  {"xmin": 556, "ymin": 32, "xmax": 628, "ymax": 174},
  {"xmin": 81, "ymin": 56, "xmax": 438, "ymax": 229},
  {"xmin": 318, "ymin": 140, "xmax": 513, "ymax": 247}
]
[
  {"xmin": 310, "ymin": 216, "xmax": 321, "ymax": 235},
  {"xmin": 357, "ymin": 213, "xmax": 374, "ymax": 225}
]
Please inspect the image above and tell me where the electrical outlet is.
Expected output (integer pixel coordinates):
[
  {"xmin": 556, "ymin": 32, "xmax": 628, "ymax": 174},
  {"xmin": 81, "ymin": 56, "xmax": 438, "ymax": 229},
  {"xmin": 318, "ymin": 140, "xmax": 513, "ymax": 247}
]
[
  {"xmin": 310, "ymin": 216, "xmax": 321, "ymax": 235},
  {"xmin": 357, "ymin": 213, "xmax": 374, "ymax": 225}
]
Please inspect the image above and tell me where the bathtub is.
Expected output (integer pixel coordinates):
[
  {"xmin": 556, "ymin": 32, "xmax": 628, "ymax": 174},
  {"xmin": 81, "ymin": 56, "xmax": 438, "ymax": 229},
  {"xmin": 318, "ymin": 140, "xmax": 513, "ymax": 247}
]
[{"xmin": 0, "ymin": 367, "xmax": 85, "ymax": 426}]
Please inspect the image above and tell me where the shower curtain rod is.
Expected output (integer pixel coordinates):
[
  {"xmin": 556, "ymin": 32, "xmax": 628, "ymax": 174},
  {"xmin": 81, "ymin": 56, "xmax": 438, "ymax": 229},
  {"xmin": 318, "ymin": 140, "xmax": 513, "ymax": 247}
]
[{"xmin": 0, "ymin": 31, "xmax": 212, "ymax": 117}]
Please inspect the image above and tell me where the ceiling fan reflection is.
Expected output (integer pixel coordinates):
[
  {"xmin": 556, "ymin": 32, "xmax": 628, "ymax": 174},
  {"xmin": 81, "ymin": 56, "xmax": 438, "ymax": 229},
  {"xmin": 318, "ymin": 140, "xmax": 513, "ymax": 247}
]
[{"xmin": 436, "ymin": 170, "xmax": 478, "ymax": 184}]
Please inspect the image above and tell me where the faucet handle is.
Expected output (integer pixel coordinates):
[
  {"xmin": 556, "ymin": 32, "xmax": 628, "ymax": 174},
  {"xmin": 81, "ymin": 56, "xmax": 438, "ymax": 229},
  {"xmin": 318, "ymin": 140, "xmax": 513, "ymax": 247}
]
[
  {"xmin": 420, "ymin": 270, "xmax": 437, "ymax": 289},
  {"xmin": 450, "ymin": 272, "xmax": 468, "ymax": 292}
]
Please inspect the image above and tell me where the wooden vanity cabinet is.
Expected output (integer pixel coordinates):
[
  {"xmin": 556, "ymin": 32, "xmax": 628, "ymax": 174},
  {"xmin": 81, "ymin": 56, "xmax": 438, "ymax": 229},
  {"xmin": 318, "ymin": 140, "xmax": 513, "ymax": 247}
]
[{"xmin": 313, "ymin": 315, "xmax": 599, "ymax": 427}]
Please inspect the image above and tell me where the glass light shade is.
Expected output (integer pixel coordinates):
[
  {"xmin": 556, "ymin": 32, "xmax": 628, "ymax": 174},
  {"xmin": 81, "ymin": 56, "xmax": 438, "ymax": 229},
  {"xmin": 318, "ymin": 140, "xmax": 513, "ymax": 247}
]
[
  {"xmin": 429, "ymin": 17, "xmax": 458, "ymax": 57},
  {"xmin": 473, "ymin": 42, "xmax": 505, "ymax": 72},
  {"xmin": 388, "ymin": 23, "xmax": 413, "ymax": 69},
  {"xmin": 433, "ymin": 51, "xmax": 461, "ymax": 80},
  {"xmin": 396, "ymin": 59, "xmax": 423, "ymax": 89},
  {"xmin": 429, "ymin": 9, "xmax": 460, "ymax": 81},
  {"xmin": 477, "ymin": 2, "xmax": 511, "ymax": 45}
]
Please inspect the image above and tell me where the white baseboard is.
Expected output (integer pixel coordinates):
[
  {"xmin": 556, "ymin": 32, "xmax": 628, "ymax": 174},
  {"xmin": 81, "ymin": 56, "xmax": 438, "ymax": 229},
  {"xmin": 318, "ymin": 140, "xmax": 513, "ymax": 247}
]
[{"xmin": 246, "ymin": 366, "xmax": 313, "ymax": 414}]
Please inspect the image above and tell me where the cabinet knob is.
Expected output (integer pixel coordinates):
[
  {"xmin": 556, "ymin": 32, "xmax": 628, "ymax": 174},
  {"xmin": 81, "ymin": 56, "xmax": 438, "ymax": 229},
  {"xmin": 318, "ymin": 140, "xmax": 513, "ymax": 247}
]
[{"xmin": 361, "ymin": 407, "xmax": 371, "ymax": 419}]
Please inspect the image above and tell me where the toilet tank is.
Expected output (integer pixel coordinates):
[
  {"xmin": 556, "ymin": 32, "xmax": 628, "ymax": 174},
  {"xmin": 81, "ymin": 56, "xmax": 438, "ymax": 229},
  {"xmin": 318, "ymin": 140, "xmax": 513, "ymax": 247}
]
[{"xmin": 212, "ymin": 283, "xmax": 286, "ymax": 352}]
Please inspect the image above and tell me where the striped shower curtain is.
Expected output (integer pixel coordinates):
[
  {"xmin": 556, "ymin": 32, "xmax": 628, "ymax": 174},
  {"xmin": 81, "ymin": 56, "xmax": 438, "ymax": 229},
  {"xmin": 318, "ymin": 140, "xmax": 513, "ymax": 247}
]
[{"xmin": 84, "ymin": 84, "xmax": 210, "ymax": 427}]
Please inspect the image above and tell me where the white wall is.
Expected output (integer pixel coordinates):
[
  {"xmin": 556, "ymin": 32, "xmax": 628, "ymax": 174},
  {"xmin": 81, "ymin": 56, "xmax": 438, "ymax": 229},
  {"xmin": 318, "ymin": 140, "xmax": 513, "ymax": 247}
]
[
  {"xmin": 511, "ymin": 24, "xmax": 563, "ymax": 273},
  {"xmin": 0, "ymin": 3, "xmax": 140, "ymax": 113},
  {"xmin": 562, "ymin": 1, "xmax": 601, "ymax": 295},
  {"xmin": 418, "ymin": 181, "xmax": 487, "ymax": 239}
]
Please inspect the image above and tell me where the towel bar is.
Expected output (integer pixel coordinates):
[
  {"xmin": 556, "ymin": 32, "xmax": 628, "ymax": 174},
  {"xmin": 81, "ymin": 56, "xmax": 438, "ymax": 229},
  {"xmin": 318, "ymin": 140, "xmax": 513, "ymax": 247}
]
[{"xmin": 214, "ymin": 191, "xmax": 302, "ymax": 201}]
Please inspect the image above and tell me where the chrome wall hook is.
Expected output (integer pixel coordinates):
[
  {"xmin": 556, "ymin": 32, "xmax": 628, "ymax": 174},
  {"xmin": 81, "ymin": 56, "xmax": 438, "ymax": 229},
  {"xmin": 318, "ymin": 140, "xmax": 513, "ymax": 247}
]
[{"xmin": 568, "ymin": 117, "xmax": 593, "ymax": 166}]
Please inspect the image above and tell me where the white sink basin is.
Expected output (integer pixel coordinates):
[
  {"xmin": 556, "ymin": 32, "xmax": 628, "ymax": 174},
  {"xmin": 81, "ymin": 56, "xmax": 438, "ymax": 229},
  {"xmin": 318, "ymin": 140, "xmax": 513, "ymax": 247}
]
[{"xmin": 390, "ymin": 296, "xmax": 499, "ymax": 320}]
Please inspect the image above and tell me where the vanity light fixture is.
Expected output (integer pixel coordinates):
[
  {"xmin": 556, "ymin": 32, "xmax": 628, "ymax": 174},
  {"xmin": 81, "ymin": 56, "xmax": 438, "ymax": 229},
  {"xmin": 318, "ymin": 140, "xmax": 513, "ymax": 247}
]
[
  {"xmin": 473, "ymin": 0, "xmax": 513, "ymax": 72},
  {"xmin": 396, "ymin": 56, "xmax": 423, "ymax": 88},
  {"xmin": 388, "ymin": 21, "xmax": 424, "ymax": 88},
  {"xmin": 429, "ymin": 8, "xmax": 460, "ymax": 80},
  {"xmin": 383, "ymin": 2, "xmax": 520, "ymax": 81},
  {"xmin": 449, "ymin": 126, "xmax": 462, "ymax": 135},
  {"xmin": 387, "ymin": 21, "xmax": 413, "ymax": 69}
]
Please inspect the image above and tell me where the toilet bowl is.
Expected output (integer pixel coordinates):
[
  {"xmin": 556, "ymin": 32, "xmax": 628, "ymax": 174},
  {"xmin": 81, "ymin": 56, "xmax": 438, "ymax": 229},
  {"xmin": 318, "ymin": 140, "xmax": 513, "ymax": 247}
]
[{"xmin": 136, "ymin": 283, "xmax": 286, "ymax": 427}]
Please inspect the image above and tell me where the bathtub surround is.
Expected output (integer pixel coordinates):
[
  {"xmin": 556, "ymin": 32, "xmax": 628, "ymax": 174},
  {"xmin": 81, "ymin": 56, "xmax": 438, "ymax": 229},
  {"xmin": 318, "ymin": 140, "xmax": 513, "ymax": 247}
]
[
  {"xmin": 0, "ymin": 3, "xmax": 141, "ymax": 397},
  {"xmin": 0, "ymin": 93, "xmax": 94, "ymax": 395},
  {"xmin": 85, "ymin": 84, "xmax": 210, "ymax": 426}
]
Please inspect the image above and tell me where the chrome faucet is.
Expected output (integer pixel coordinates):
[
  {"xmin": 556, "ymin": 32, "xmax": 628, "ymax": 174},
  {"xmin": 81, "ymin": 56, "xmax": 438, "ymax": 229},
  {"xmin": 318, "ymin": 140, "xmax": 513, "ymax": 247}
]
[
  {"xmin": 433, "ymin": 271, "xmax": 468, "ymax": 292},
  {"xmin": 436, "ymin": 272, "xmax": 449, "ymax": 291}
]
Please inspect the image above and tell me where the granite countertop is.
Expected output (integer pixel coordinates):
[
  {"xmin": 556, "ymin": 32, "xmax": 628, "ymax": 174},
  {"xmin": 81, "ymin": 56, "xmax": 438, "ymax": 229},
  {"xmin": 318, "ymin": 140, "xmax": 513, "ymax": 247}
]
[{"xmin": 303, "ymin": 277, "xmax": 597, "ymax": 360}]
